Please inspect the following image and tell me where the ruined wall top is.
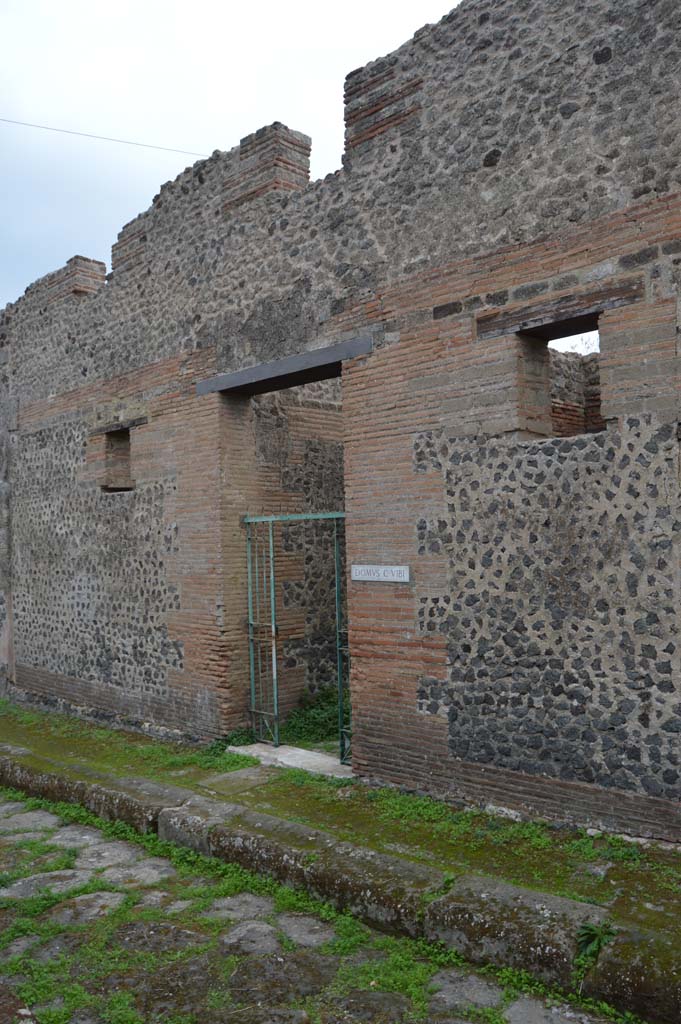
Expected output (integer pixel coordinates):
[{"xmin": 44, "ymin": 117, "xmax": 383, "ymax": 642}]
[{"xmin": 3, "ymin": 0, "xmax": 681, "ymax": 401}]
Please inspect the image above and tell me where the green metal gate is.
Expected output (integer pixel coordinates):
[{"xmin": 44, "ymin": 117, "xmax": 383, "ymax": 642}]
[{"xmin": 244, "ymin": 511, "xmax": 350, "ymax": 764}]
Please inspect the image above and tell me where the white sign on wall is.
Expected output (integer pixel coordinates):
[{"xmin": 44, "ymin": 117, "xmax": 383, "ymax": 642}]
[{"xmin": 351, "ymin": 564, "xmax": 410, "ymax": 583}]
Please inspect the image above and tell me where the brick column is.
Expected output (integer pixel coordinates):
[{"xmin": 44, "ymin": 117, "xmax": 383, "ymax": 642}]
[
  {"xmin": 46, "ymin": 256, "xmax": 106, "ymax": 304},
  {"xmin": 222, "ymin": 123, "xmax": 311, "ymax": 213},
  {"xmin": 217, "ymin": 394, "xmax": 261, "ymax": 731}
]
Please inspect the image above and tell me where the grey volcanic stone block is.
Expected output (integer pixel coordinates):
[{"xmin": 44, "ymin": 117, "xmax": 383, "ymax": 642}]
[
  {"xmin": 504, "ymin": 997, "xmax": 591, "ymax": 1023},
  {"xmin": 157, "ymin": 796, "xmax": 242, "ymax": 855},
  {"xmin": 219, "ymin": 920, "xmax": 281, "ymax": 954},
  {"xmin": 48, "ymin": 891, "xmax": 126, "ymax": 924},
  {"xmin": 0, "ymin": 936, "xmax": 39, "ymax": 963},
  {"xmin": 75, "ymin": 840, "xmax": 141, "ymax": 869},
  {"xmin": 428, "ymin": 968, "xmax": 503, "ymax": 1013},
  {"xmin": 0, "ymin": 810, "xmax": 60, "ymax": 832},
  {"xmin": 0, "ymin": 759, "xmax": 196, "ymax": 834},
  {"xmin": 203, "ymin": 893, "xmax": 275, "ymax": 921},
  {"xmin": 0, "ymin": 801, "xmax": 25, "ymax": 815},
  {"xmin": 583, "ymin": 928, "xmax": 681, "ymax": 1024},
  {"xmin": 48, "ymin": 825, "xmax": 110, "ymax": 848},
  {"xmin": 424, "ymin": 876, "xmax": 606, "ymax": 988},
  {"xmin": 100, "ymin": 857, "xmax": 175, "ymax": 886},
  {"xmin": 207, "ymin": 808, "xmax": 444, "ymax": 937},
  {"xmin": 277, "ymin": 913, "xmax": 336, "ymax": 948},
  {"xmin": 0, "ymin": 869, "xmax": 93, "ymax": 899}
]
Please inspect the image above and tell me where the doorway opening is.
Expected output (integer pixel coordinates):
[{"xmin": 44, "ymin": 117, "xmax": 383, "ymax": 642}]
[
  {"xmin": 244, "ymin": 511, "xmax": 350, "ymax": 764},
  {"xmin": 197, "ymin": 336, "xmax": 372, "ymax": 769}
]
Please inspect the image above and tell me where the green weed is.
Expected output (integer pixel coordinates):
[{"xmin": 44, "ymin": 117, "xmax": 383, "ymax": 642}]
[
  {"xmin": 100, "ymin": 991, "xmax": 144, "ymax": 1024},
  {"xmin": 278, "ymin": 685, "xmax": 349, "ymax": 746},
  {"xmin": 278, "ymin": 767, "xmax": 354, "ymax": 791},
  {"xmin": 0, "ymin": 699, "xmax": 257, "ymax": 777}
]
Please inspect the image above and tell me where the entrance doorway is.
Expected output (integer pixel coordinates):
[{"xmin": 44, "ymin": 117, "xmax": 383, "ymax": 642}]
[
  {"xmin": 244, "ymin": 511, "xmax": 351, "ymax": 764},
  {"xmin": 196, "ymin": 336, "xmax": 373, "ymax": 769}
]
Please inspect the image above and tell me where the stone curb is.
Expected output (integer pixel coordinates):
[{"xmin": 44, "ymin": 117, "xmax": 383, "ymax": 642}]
[{"xmin": 0, "ymin": 756, "xmax": 678, "ymax": 1023}]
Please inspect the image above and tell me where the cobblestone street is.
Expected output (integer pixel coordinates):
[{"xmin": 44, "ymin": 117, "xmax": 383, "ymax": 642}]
[{"xmin": 0, "ymin": 796, "xmax": 608, "ymax": 1024}]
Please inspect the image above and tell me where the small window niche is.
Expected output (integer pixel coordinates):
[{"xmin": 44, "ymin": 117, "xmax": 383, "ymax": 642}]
[
  {"xmin": 518, "ymin": 314, "xmax": 604, "ymax": 438},
  {"xmin": 100, "ymin": 427, "xmax": 135, "ymax": 492}
]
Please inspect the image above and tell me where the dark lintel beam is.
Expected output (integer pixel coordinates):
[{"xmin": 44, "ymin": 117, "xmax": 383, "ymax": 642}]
[
  {"xmin": 196, "ymin": 335, "xmax": 373, "ymax": 397},
  {"xmin": 476, "ymin": 278, "xmax": 645, "ymax": 341}
]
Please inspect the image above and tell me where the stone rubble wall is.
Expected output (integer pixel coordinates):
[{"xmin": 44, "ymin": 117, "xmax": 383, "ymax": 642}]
[
  {"xmin": 0, "ymin": 303, "xmax": 13, "ymax": 692},
  {"xmin": 4, "ymin": 0, "xmax": 681, "ymax": 404},
  {"xmin": 414, "ymin": 415, "xmax": 680, "ymax": 803}
]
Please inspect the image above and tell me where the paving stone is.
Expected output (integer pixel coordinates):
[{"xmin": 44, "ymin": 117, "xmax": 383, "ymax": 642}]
[
  {"xmin": 75, "ymin": 840, "xmax": 141, "ymax": 869},
  {"xmin": 0, "ymin": 982, "xmax": 34, "ymax": 1023},
  {"xmin": 429, "ymin": 968, "xmax": 503, "ymax": 1013},
  {"xmin": 48, "ymin": 890, "xmax": 126, "ymax": 924},
  {"xmin": 136, "ymin": 889, "xmax": 167, "ymax": 907},
  {"xmin": 230, "ymin": 951, "xmax": 338, "ymax": 1004},
  {"xmin": 114, "ymin": 920, "xmax": 205, "ymax": 954},
  {"xmin": 0, "ymin": 831, "xmax": 48, "ymax": 845},
  {"xmin": 112, "ymin": 951, "xmax": 220, "ymax": 1018},
  {"xmin": 0, "ymin": 802, "xmax": 25, "ymax": 815},
  {"xmin": 166, "ymin": 898, "xmax": 193, "ymax": 914},
  {"xmin": 0, "ymin": 935, "xmax": 39, "ymax": 963},
  {"xmin": 324, "ymin": 988, "xmax": 411, "ymax": 1022},
  {"xmin": 48, "ymin": 825, "xmax": 112, "ymax": 848},
  {"xmin": 100, "ymin": 857, "xmax": 175, "ymax": 886},
  {"xmin": 277, "ymin": 913, "xmax": 336, "ymax": 948},
  {"xmin": 0, "ymin": 869, "xmax": 93, "ymax": 899},
  {"xmin": 0, "ymin": 811, "xmax": 61, "ymax": 833},
  {"xmin": 429, "ymin": 1019, "xmax": 476, "ymax": 1024},
  {"xmin": 220, "ymin": 920, "xmax": 281, "ymax": 954},
  {"xmin": 504, "ymin": 997, "xmax": 592, "ymax": 1023},
  {"xmin": 203, "ymin": 892, "xmax": 275, "ymax": 921},
  {"xmin": 0, "ymin": 846, "xmax": 22, "ymax": 871},
  {"xmin": 32, "ymin": 934, "xmax": 84, "ymax": 964},
  {"xmin": 204, "ymin": 1009, "xmax": 309, "ymax": 1024}
]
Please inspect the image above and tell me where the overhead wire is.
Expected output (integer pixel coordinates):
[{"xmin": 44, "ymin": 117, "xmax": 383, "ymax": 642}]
[{"xmin": 0, "ymin": 116, "xmax": 209, "ymax": 158}]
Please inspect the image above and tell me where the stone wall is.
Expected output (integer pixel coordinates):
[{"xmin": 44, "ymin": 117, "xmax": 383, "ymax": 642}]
[
  {"xmin": 341, "ymin": 192, "xmax": 681, "ymax": 840},
  {"xmin": 2, "ymin": 0, "xmax": 681, "ymax": 834},
  {"xmin": 11, "ymin": 422, "xmax": 181, "ymax": 699},
  {"xmin": 3, "ymin": 350, "xmax": 230, "ymax": 738},
  {"xmin": 414, "ymin": 415, "xmax": 680, "ymax": 803},
  {"xmin": 0, "ymin": 305, "xmax": 12, "ymax": 693},
  {"xmin": 5, "ymin": 1, "xmax": 681, "ymax": 406}
]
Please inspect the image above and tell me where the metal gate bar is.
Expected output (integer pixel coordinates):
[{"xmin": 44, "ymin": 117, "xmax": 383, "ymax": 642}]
[{"xmin": 244, "ymin": 511, "xmax": 349, "ymax": 762}]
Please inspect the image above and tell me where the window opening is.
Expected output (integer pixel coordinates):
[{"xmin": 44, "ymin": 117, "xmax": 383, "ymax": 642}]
[
  {"xmin": 519, "ymin": 322, "xmax": 603, "ymax": 438},
  {"xmin": 101, "ymin": 427, "xmax": 135, "ymax": 492}
]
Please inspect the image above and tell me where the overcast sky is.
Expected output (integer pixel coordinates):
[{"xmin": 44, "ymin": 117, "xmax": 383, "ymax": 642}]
[{"xmin": 0, "ymin": 0, "xmax": 458, "ymax": 310}]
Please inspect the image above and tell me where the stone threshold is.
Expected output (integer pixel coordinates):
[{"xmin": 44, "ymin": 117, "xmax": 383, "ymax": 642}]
[
  {"xmin": 0, "ymin": 751, "xmax": 677, "ymax": 1024},
  {"xmin": 226, "ymin": 741, "xmax": 353, "ymax": 778}
]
